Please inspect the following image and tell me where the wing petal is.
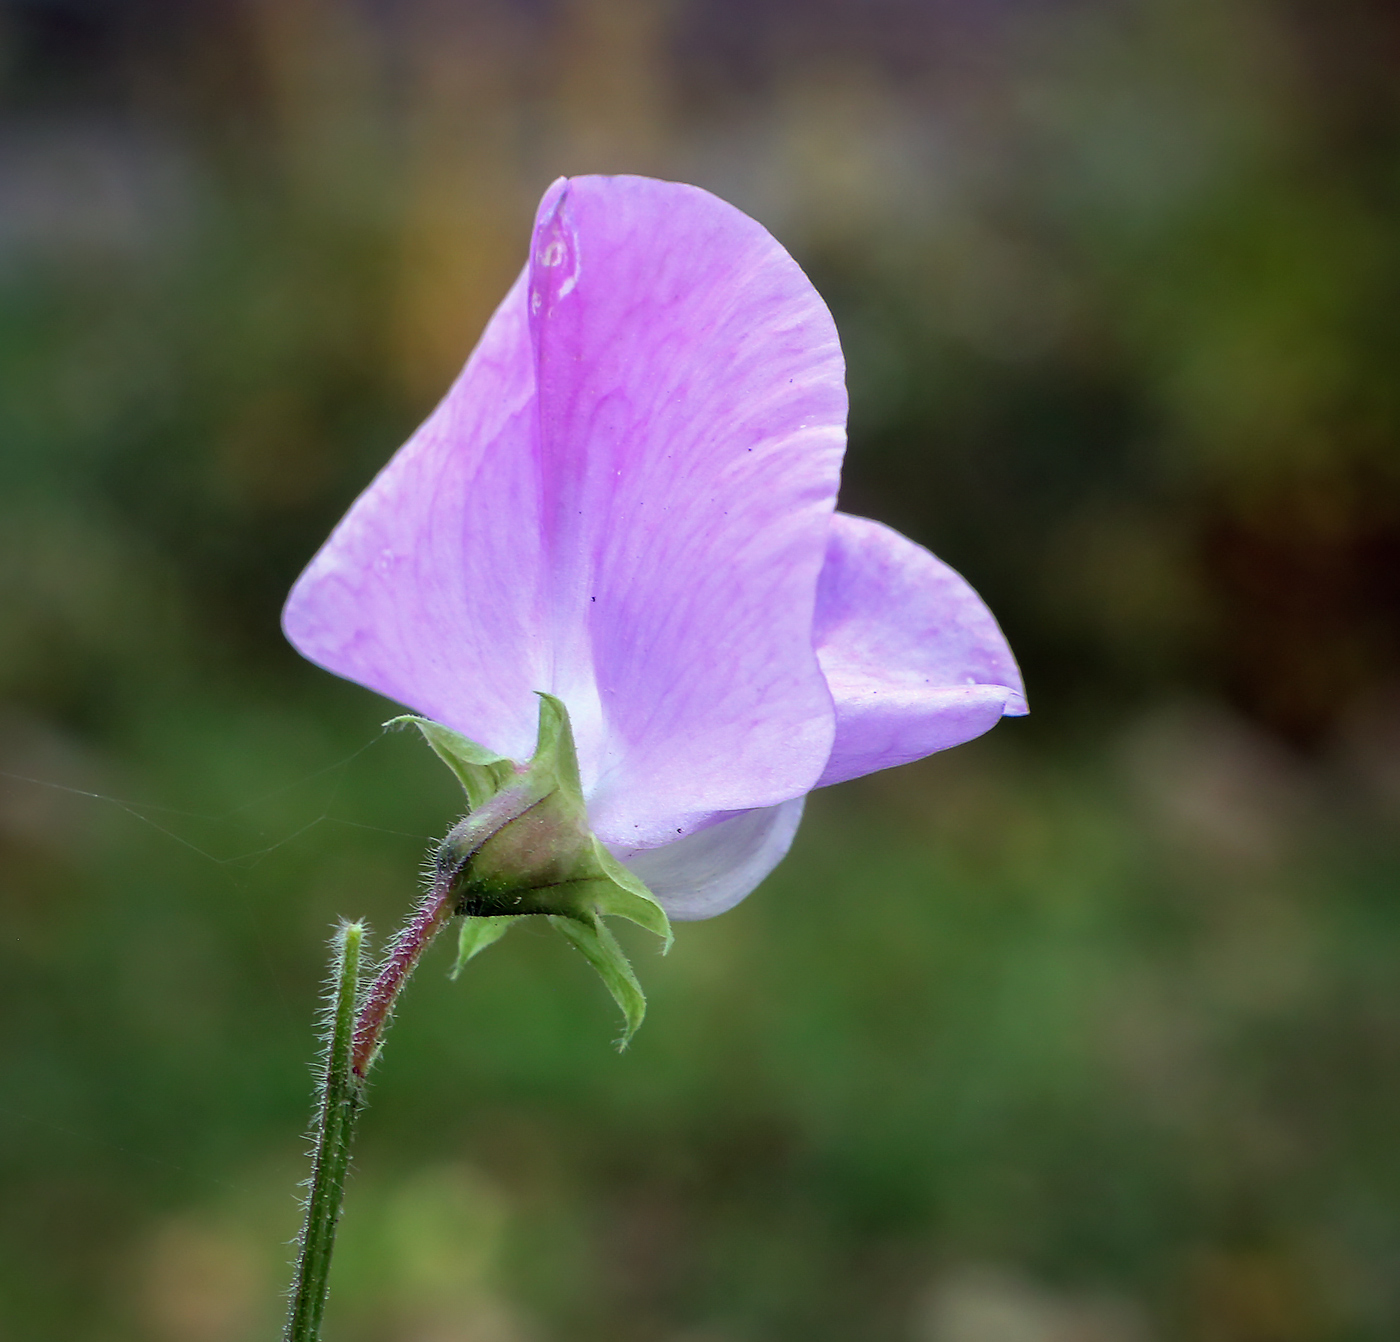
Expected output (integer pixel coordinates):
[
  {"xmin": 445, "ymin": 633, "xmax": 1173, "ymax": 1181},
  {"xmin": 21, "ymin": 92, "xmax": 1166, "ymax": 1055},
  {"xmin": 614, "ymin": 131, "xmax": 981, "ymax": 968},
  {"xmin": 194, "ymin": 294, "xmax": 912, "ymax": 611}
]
[{"xmin": 814, "ymin": 513, "xmax": 1026, "ymax": 788}]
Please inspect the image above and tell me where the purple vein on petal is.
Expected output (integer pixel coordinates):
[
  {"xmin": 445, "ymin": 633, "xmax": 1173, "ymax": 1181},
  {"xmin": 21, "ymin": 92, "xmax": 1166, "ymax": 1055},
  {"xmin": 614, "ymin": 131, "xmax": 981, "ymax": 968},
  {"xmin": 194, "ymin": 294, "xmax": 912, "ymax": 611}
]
[
  {"xmin": 284, "ymin": 176, "xmax": 848, "ymax": 851},
  {"xmin": 521, "ymin": 176, "xmax": 846, "ymax": 849}
]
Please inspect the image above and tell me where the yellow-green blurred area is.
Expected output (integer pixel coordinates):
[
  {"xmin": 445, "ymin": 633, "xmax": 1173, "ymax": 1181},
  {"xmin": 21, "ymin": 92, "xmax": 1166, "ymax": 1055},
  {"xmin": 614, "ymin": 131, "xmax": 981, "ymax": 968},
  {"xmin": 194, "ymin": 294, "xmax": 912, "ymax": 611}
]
[{"xmin": 2, "ymin": 0, "xmax": 1400, "ymax": 1338}]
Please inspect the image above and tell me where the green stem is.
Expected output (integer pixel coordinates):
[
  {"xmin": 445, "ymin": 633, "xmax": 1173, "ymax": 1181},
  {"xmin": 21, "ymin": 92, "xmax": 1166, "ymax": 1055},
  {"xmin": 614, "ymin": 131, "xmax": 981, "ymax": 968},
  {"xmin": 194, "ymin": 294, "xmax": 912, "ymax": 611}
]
[
  {"xmin": 284, "ymin": 921, "xmax": 364, "ymax": 1342},
  {"xmin": 283, "ymin": 868, "xmax": 461, "ymax": 1340}
]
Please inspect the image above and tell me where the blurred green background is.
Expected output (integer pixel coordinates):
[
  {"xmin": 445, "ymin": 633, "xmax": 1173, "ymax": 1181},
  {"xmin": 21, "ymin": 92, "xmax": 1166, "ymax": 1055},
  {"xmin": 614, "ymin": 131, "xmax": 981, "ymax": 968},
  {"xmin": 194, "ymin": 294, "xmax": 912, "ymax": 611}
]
[{"xmin": 2, "ymin": 1, "xmax": 1399, "ymax": 1338}]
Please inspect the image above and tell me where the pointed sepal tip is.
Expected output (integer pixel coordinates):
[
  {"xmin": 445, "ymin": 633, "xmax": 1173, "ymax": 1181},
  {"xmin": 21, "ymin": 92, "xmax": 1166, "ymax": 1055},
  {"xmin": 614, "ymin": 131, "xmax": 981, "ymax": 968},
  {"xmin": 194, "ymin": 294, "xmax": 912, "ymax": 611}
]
[{"xmin": 401, "ymin": 697, "xmax": 671, "ymax": 1041}]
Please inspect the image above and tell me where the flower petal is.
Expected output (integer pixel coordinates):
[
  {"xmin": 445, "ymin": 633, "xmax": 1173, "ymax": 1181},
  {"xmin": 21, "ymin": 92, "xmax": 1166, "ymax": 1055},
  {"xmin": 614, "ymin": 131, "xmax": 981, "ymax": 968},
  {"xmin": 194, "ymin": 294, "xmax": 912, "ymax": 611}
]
[
  {"xmin": 284, "ymin": 175, "xmax": 846, "ymax": 850},
  {"xmin": 283, "ymin": 268, "xmax": 548, "ymax": 764},
  {"xmin": 619, "ymin": 798, "xmax": 806, "ymax": 921},
  {"xmin": 814, "ymin": 513, "xmax": 1027, "ymax": 788},
  {"xmin": 525, "ymin": 176, "xmax": 844, "ymax": 848}
]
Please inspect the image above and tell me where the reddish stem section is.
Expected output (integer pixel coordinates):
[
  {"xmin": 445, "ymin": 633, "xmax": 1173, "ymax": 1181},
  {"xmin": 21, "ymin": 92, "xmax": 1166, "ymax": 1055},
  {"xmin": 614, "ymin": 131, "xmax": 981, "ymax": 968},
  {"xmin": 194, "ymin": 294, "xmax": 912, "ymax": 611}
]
[
  {"xmin": 348, "ymin": 785, "xmax": 543, "ymax": 1080},
  {"xmin": 351, "ymin": 872, "xmax": 456, "ymax": 1078}
]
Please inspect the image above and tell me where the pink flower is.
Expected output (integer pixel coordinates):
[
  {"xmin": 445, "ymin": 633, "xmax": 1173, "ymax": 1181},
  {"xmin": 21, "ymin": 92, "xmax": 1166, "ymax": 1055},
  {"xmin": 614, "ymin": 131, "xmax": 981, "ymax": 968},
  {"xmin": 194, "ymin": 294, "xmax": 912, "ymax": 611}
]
[{"xmin": 284, "ymin": 175, "xmax": 1025, "ymax": 920}]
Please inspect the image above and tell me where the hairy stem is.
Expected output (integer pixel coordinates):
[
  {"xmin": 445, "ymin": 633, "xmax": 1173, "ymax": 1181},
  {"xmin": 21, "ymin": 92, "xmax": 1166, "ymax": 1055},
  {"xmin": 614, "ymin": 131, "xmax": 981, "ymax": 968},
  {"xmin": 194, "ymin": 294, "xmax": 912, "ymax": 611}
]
[
  {"xmin": 281, "ymin": 778, "xmax": 549, "ymax": 1338},
  {"xmin": 284, "ymin": 921, "xmax": 364, "ymax": 1342},
  {"xmin": 283, "ymin": 867, "xmax": 462, "ymax": 1340},
  {"xmin": 351, "ymin": 870, "xmax": 457, "ymax": 1080}
]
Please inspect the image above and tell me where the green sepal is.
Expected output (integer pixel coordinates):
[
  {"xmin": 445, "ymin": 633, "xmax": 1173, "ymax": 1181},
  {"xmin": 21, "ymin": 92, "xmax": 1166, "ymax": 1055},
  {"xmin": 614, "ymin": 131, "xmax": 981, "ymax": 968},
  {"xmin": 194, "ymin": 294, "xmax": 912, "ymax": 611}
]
[
  {"xmin": 386, "ymin": 715, "xmax": 516, "ymax": 811},
  {"xmin": 447, "ymin": 695, "xmax": 671, "ymax": 933},
  {"xmin": 450, "ymin": 915, "xmax": 520, "ymax": 979},
  {"xmin": 587, "ymin": 843, "xmax": 674, "ymax": 950},
  {"xmin": 407, "ymin": 695, "xmax": 672, "ymax": 1042},
  {"xmin": 548, "ymin": 913, "xmax": 648, "ymax": 1049},
  {"xmin": 530, "ymin": 693, "xmax": 583, "ymax": 795}
]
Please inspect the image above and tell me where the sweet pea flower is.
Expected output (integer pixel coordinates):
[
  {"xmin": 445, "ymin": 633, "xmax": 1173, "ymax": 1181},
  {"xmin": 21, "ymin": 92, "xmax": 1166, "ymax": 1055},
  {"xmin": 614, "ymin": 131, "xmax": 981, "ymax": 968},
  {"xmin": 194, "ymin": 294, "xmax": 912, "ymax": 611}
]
[{"xmin": 283, "ymin": 174, "xmax": 1026, "ymax": 923}]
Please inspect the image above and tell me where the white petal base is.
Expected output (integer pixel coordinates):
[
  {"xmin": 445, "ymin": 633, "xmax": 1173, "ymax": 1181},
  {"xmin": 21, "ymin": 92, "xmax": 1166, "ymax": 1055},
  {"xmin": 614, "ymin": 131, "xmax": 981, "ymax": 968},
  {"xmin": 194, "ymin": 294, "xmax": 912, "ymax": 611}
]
[{"xmin": 617, "ymin": 797, "xmax": 806, "ymax": 921}]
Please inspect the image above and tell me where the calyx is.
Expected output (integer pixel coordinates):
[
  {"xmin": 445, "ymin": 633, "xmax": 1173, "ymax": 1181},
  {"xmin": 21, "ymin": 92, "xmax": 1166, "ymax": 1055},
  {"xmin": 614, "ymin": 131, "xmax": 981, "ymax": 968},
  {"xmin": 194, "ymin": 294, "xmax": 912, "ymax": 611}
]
[{"xmin": 390, "ymin": 695, "xmax": 671, "ymax": 1045}]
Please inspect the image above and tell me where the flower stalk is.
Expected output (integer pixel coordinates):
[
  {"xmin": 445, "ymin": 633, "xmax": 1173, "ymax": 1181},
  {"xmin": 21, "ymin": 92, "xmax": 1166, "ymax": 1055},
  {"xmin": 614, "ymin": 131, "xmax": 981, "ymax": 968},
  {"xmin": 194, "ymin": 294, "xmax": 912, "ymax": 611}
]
[
  {"xmin": 350, "ymin": 870, "xmax": 457, "ymax": 1081},
  {"xmin": 285, "ymin": 891, "xmax": 462, "ymax": 1342},
  {"xmin": 282, "ymin": 699, "xmax": 674, "ymax": 1338},
  {"xmin": 285, "ymin": 920, "xmax": 365, "ymax": 1342},
  {"xmin": 281, "ymin": 869, "xmax": 480, "ymax": 1341}
]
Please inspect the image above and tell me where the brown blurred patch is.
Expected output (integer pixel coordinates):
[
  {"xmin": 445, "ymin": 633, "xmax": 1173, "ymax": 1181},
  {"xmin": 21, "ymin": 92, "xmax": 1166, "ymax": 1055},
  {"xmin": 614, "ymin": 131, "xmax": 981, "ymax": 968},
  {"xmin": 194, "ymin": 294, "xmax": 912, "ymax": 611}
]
[
  {"xmin": 138, "ymin": 1215, "xmax": 262, "ymax": 1342},
  {"xmin": 215, "ymin": 387, "xmax": 331, "ymax": 508},
  {"xmin": 1187, "ymin": 1246, "xmax": 1323, "ymax": 1342},
  {"xmin": 1200, "ymin": 462, "xmax": 1400, "ymax": 747},
  {"xmin": 1119, "ymin": 702, "xmax": 1317, "ymax": 872}
]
